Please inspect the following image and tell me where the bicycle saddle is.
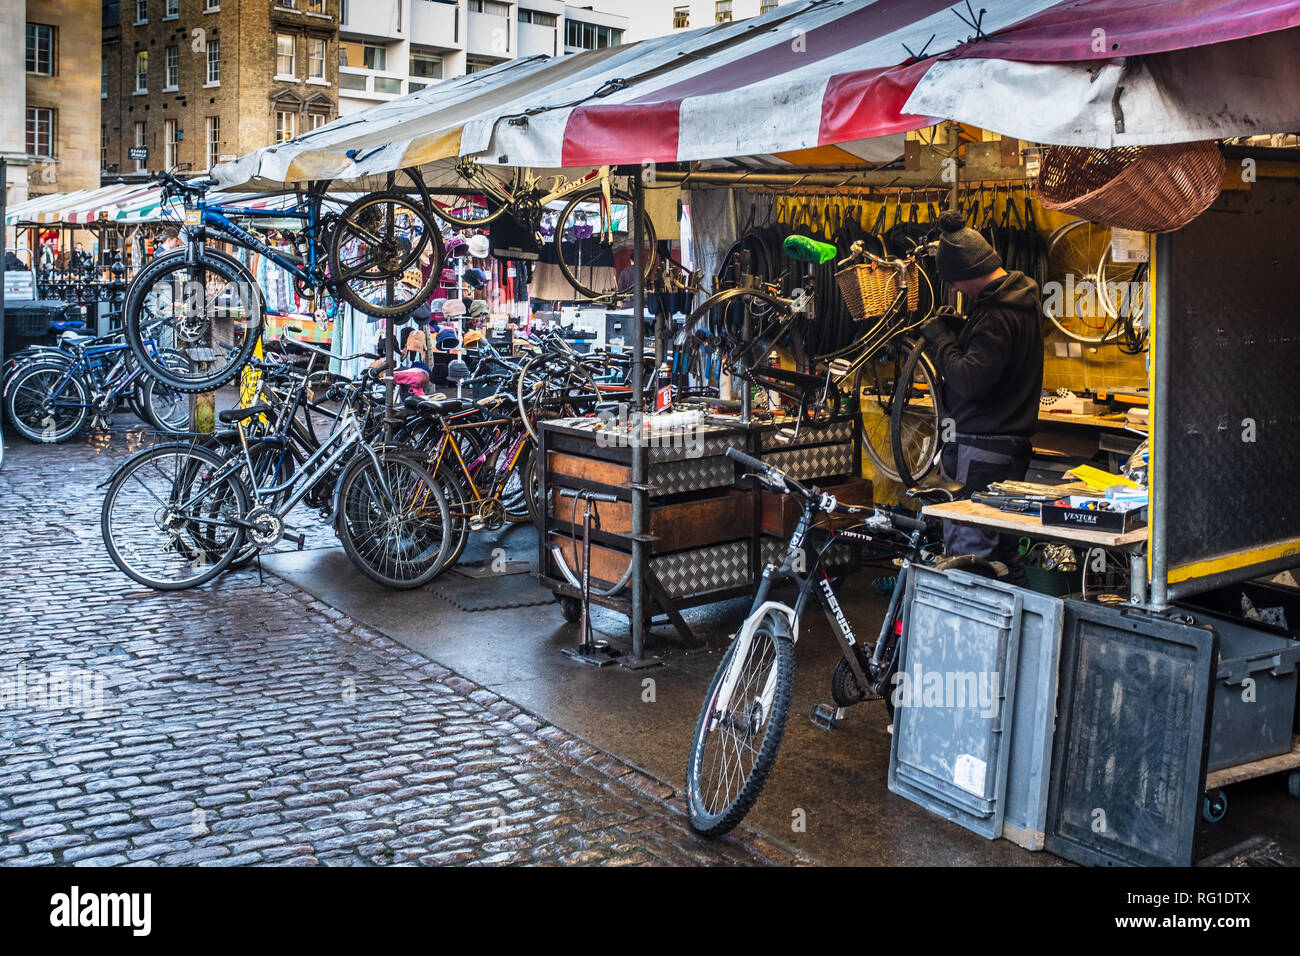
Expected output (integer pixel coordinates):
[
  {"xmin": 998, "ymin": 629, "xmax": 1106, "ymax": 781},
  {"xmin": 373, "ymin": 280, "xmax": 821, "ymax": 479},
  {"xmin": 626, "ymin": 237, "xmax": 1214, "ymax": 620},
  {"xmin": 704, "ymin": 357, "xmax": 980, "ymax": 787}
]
[
  {"xmin": 218, "ymin": 404, "xmax": 273, "ymax": 425},
  {"xmin": 404, "ymin": 395, "xmax": 477, "ymax": 416},
  {"xmin": 905, "ymin": 476, "xmax": 964, "ymax": 506}
]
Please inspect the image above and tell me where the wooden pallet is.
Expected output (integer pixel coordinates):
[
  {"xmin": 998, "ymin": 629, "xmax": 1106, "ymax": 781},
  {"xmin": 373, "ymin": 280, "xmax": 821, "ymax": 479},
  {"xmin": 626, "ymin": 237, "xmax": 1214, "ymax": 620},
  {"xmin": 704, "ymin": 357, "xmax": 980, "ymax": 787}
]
[{"xmin": 1206, "ymin": 735, "xmax": 1300, "ymax": 790}]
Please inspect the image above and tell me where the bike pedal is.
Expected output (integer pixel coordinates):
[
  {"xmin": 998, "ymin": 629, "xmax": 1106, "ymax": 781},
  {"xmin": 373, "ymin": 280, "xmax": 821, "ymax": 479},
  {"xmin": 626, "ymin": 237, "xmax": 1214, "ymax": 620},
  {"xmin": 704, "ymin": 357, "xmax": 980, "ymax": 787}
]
[{"xmin": 810, "ymin": 702, "xmax": 842, "ymax": 731}]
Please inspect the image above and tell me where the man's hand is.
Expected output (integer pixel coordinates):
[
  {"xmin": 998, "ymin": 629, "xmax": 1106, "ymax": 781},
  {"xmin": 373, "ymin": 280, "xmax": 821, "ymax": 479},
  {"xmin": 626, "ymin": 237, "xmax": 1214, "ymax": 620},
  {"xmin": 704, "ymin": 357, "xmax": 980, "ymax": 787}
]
[{"xmin": 920, "ymin": 316, "xmax": 952, "ymax": 344}]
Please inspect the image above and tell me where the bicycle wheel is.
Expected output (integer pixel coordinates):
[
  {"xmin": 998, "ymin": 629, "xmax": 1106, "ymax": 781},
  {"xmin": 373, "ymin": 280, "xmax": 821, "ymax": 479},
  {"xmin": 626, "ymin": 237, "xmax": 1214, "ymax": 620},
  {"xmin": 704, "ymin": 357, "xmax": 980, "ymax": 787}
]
[
  {"xmin": 521, "ymin": 446, "xmax": 545, "ymax": 530},
  {"xmin": 432, "ymin": 461, "xmax": 473, "ymax": 571},
  {"xmin": 515, "ymin": 353, "xmax": 602, "ymax": 443},
  {"xmin": 124, "ymin": 248, "xmax": 264, "ymax": 393},
  {"xmin": 852, "ymin": 352, "xmax": 904, "ymax": 483},
  {"xmin": 1043, "ymin": 219, "xmax": 1118, "ymax": 344},
  {"xmin": 334, "ymin": 448, "xmax": 453, "ymax": 589},
  {"xmin": 890, "ymin": 339, "xmax": 943, "ymax": 488},
  {"xmin": 686, "ymin": 611, "xmax": 795, "ymax": 836},
  {"xmin": 554, "ymin": 187, "xmax": 655, "ymax": 300},
  {"xmin": 328, "ymin": 190, "xmax": 444, "ymax": 318},
  {"xmin": 428, "ymin": 171, "xmax": 515, "ymax": 227},
  {"xmin": 4, "ymin": 362, "xmax": 89, "ymax": 443},
  {"xmin": 100, "ymin": 443, "xmax": 248, "ymax": 590},
  {"xmin": 141, "ymin": 374, "xmax": 191, "ymax": 433}
]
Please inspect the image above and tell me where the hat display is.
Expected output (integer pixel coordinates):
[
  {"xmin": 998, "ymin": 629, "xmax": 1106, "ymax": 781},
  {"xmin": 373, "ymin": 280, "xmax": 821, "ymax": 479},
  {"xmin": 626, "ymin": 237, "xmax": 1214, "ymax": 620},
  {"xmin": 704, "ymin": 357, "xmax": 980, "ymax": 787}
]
[
  {"xmin": 468, "ymin": 299, "xmax": 489, "ymax": 318},
  {"xmin": 442, "ymin": 299, "xmax": 467, "ymax": 318},
  {"xmin": 467, "ymin": 234, "xmax": 491, "ymax": 259}
]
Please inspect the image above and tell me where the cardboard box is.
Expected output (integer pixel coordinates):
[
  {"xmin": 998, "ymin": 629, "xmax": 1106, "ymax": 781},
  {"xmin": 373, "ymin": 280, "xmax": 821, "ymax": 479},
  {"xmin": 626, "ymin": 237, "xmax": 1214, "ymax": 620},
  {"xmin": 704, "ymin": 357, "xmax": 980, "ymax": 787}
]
[{"xmin": 1041, "ymin": 495, "xmax": 1145, "ymax": 533}]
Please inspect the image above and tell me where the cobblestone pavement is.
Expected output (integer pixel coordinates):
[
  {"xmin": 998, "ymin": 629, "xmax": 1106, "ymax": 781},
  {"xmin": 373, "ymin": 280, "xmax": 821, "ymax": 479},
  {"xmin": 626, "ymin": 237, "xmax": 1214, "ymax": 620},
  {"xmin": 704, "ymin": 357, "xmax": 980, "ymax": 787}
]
[{"xmin": 0, "ymin": 421, "xmax": 807, "ymax": 866}]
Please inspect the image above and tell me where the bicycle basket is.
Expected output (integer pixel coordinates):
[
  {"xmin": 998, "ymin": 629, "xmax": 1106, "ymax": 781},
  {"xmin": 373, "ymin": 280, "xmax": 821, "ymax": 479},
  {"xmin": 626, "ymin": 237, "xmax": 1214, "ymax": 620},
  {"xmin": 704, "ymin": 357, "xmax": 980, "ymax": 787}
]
[
  {"xmin": 835, "ymin": 260, "xmax": 920, "ymax": 322},
  {"xmin": 1036, "ymin": 141, "xmax": 1224, "ymax": 233}
]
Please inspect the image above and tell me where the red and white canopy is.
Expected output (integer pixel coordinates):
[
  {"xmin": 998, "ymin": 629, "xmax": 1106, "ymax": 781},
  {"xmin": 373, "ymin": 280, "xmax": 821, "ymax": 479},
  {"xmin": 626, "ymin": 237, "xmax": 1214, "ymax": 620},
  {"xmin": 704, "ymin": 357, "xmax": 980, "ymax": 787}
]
[{"xmin": 214, "ymin": 0, "xmax": 1300, "ymax": 190}]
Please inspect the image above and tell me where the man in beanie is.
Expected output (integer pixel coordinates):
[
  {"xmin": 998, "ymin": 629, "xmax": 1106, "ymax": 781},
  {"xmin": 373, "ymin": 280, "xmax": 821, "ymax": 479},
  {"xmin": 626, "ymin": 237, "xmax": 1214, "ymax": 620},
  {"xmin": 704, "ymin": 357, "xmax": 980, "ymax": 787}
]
[{"xmin": 920, "ymin": 210, "xmax": 1043, "ymax": 585}]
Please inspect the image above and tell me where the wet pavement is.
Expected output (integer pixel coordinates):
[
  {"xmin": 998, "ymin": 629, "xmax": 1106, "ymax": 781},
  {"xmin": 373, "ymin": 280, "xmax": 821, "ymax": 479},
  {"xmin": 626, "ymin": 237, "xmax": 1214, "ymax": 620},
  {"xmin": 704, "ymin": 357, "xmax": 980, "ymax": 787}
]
[
  {"xmin": 0, "ymin": 419, "xmax": 805, "ymax": 866},
  {"xmin": 3, "ymin": 417, "xmax": 1297, "ymax": 867}
]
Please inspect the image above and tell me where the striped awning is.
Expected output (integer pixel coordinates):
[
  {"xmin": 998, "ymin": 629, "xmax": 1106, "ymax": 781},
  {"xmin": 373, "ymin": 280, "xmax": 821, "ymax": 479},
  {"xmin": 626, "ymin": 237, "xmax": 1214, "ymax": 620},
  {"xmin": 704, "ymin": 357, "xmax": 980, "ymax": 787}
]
[{"xmin": 213, "ymin": 0, "xmax": 1300, "ymax": 191}]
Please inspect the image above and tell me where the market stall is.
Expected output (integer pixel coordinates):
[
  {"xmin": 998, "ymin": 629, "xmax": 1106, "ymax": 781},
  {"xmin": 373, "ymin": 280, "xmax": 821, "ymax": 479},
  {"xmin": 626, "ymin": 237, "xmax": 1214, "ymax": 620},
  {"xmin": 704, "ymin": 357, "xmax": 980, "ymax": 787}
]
[{"xmin": 195, "ymin": 0, "xmax": 1300, "ymax": 863}]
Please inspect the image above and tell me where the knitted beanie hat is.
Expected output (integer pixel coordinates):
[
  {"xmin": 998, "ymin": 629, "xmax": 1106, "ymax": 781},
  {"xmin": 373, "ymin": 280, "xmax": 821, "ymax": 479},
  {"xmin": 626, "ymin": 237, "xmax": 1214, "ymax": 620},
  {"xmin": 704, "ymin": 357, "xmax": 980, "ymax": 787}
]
[{"xmin": 936, "ymin": 210, "xmax": 1002, "ymax": 282}]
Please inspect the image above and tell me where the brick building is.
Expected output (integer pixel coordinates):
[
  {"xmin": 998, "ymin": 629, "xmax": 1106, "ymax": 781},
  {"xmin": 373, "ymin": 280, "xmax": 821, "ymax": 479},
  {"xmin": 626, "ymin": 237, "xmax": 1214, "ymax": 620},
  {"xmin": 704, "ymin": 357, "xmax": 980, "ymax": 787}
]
[
  {"xmin": 2, "ymin": 0, "xmax": 102, "ymax": 205},
  {"xmin": 101, "ymin": 0, "xmax": 340, "ymax": 181}
]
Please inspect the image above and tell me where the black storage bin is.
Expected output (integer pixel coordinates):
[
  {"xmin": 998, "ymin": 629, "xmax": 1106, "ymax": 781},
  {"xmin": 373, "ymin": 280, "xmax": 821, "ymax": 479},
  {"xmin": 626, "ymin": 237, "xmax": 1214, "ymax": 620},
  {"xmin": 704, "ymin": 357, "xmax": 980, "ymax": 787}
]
[{"xmin": 1179, "ymin": 608, "xmax": 1300, "ymax": 770}]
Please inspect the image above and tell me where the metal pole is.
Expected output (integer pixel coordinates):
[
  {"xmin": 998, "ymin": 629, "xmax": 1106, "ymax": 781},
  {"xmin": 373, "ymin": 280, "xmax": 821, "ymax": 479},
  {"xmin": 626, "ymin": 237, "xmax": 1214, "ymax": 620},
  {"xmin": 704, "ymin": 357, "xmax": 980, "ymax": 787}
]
[
  {"xmin": 1149, "ymin": 232, "xmax": 1173, "ymax": 608},
  {"xmin": 630, "ymin": 175, "xmax": 647, "ymax": 661}
]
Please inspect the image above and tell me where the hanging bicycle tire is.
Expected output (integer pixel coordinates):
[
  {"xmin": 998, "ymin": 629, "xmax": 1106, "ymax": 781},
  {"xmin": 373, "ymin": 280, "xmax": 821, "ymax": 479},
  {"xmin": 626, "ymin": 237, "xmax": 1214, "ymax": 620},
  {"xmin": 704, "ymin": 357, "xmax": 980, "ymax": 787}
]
[
  {"xmin": 554, "ymin": 187, "xmax": 656, "ymax": 300},
  {"xmin": 123, "ymin": 247, "xmax": 265, "ymax": 393},
  {"xmin": 328, "ymin": 190, "xmax": 445, "ymax": 318}
]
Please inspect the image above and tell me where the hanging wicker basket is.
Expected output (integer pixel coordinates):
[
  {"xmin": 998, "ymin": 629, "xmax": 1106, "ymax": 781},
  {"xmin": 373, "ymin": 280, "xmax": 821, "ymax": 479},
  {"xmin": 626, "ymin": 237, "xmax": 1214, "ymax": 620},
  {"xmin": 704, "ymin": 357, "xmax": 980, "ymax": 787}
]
[
  {"xmin": 1036, "ymin": 141, "xmax": 1225, "ymax": 233},
  {"xmin": 835, "ymin": 260, "xmax": 920, "ymax": 322}
]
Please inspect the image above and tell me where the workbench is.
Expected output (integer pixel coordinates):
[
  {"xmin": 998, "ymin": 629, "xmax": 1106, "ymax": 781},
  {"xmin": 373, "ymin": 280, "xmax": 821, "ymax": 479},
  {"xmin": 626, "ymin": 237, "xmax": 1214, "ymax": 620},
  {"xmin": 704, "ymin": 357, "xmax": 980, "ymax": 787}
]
[{"xmin": 921, "ymin": 497, "xmax": 1148, "ymax": 602}]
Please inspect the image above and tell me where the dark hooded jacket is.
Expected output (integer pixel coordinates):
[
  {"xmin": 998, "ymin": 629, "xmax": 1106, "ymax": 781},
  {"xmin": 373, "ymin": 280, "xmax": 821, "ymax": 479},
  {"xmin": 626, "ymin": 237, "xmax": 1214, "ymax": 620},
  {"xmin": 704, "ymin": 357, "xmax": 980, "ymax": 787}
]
[{"xmin": 923, "ymin": 270, "xmax": 1043, "ymax": 437}]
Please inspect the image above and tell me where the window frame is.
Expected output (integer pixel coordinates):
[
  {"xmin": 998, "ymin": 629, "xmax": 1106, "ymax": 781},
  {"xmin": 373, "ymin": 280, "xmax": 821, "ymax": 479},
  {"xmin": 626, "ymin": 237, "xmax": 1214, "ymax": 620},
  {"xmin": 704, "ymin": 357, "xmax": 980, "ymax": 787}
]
[
  {"xmin": 206, "ymin": 38, "xmax": 221, "ymax": 85},
  {"xmin": 276, "ymin": 109, "xmax": 298, "ymax": 144},
  {"xmin": 26, "ymin": 107, "xmax": 56, "ymax": 158},
  {"xmin": 308, "ymin": 37, "xmax": 326, "ymax": 80},
  {"xmin": 135, "ymin": 50, "xmax": 148, "ymax": 93},
  {"xmin": 165, "ymin": 45, "xmax": 179, "ymax": 90},
  {"xmin": 26, "ymin": 23, "xmax": 56, "ymax": 76},
  {"xmin": 206, "ymin": 115, "xmax": 220, "ymax": 170},
  {"xmin": 276, "ymin": 34, "xmax": 296, "ymax": 78}
]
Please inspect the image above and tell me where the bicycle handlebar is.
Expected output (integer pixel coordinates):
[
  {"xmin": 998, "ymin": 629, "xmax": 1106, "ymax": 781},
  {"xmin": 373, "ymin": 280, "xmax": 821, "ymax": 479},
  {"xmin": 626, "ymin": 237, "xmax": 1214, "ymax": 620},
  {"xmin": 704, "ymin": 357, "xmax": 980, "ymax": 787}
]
[
  {"xmin": 726, "ymin": 446, "xmax": 928, "ymax": 534},
  {"xmin": 838, "ymin": 238, "xmax": 938, "ymax": 270}
]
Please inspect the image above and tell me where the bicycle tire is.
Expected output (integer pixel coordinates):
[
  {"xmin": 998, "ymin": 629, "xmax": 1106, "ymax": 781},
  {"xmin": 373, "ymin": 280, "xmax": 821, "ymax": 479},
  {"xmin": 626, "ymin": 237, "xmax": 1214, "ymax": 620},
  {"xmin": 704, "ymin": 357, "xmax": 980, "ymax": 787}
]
[
  {"xmin": 328, "ymin": 190, "xmax": 445, "ymax": 318},
  {"xmin": 123, "ymin": 247, "xmax": 265, "ymax": 393},
  {"xmin": 100, "ymin": 442, "xmax": 248, "ymax": 590},
  {"xmin": 427, "ymin": 166, "xmax": 516, "ymax": 227},
  {"xmin": 554, "ymin": 187, "xmax": 655, "ymax": 300},
  {"xmin": 334, "ymin": 448, "xmax": 452, "ymax": 589},
  {"xmin": 890, "ymin": 339, "xmax": 943, "ymax": 488},
  {"xmin": 141, "ymin": 374, "xmax": 192, "ymax": 434},
  {"xmin": 853, "ymin": 355, "xmax": 902, "ymax": 483},
  {"xmin": 433, "ymin": 460, "xmax": 473, "ymax": 572},
  {"xmin": 515, "ymin": 353, "xmax": 602, "ymax": 443},
  {"xmin": 686, "ymin": 611, "xmax": 795, "ymax": 837},
  {"xmin": 1043, "ymin": 219, "xmax": 1119, "ymax": 345},
  {"xmin": 4, "ymin": 362, "xmax": 89, "ymax": 444}
]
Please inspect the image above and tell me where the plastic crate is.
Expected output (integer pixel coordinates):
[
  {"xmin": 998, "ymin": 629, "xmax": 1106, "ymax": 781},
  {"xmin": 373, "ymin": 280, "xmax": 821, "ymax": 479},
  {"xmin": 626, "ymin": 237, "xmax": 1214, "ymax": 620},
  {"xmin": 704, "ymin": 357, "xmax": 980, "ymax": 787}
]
[
  {"xmin": 888, "ymin": 566, "xmax": 1064, "ymax": 848},
  {"xmin": 1179, "ymin": 608, "xmax": 1300, "ymax": 771}
]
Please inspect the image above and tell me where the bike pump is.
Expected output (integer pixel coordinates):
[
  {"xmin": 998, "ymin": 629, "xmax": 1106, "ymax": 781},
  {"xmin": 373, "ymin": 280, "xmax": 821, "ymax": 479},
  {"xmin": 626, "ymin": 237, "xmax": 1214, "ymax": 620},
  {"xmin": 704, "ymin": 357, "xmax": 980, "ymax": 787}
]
[{"xmin": 560, "ymin": 488, "xmax": 622, "ymax": 667}]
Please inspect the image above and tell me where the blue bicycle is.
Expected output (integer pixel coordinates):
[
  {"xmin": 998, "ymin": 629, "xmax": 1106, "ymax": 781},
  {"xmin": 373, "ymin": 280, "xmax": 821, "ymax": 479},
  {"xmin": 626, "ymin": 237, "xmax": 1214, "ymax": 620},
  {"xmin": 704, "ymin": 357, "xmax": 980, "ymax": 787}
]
[
  {"xmin": 123, "ymin": 170, "xmax": 444, "ymax": 394},
  {"xmin": 3, "ymin": 329, "xmax": 190, "ymax": 442}
]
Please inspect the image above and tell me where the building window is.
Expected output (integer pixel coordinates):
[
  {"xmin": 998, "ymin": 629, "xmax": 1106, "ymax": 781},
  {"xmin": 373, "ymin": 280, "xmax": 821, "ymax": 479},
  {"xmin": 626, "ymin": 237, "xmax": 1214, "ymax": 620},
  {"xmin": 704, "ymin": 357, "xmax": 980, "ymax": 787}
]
[
  {"xmin": 715, "ymin": 1, "xmax": 733, "ymax": 24},
  {"xmin": 101, "ymin": 125, "xmax": 109, "ymax": 169},
  {"xmin": 340, "ymin": 41, "xmax": 385, "ymax": 71},
  {"xmin": 465, "ymin": 58, "xmax": 491, "ymax": 74},
  {"xmin": 307, "ymin": 113, "xmax": 327, "ymax": 131},
  {"xmin": 672, "ymin": 6, "xmax": 688, "ymax": 29},
  {"xmin": 135, "ymin": 0, "xmax": 148, "ymax": 23},
  {"xmin": 207, "ymin": 39, "xmax": 220, "ymax": 83},
  {"xmin": 469, "ymin": 1, "xmax": 509, "ymax": 14},
  {"xmin": 566, "ymin": 20, "xmax": 621, "ymax": 50},
  {"xmin": 26, "ymin": 24, "xmax": 56, "ymax": 75},
  {"xmin": 134, "ymin": 121, "xmax": 146, "ymax": 171},
  {"xmin": 206, "ymin": 115, "xmax": 220, "ymax": 169},
  {"xmin": 101, "ymin": 57, "xmax": 109, "ymax": 97},
  {"xmin": 135, "ymin": 50, "xmax": 148, "ymax": 92},
  {"xmin": 204, "ymin": 0, "xmax": 219, "ymax": 11},
  {"xmin": 165, "ymin": 0, "xmax": 178, "ymax": 16},
  {"xmin": 165, "ymin": 45, "xmax": 179, "ymax": 89},
  {"xmin": 519, "ymin": 9, "xmax": 556, "ymax": 27},
  {"xmin": 760, "ymin": 0, "xmax": 778, "ymax": 11},
  {"xmin": 308, "ymin": 0, "xmax": 324, "ymax": 11},
  {"xmin": 410, "ymin": 53, "xmax": 442, "ymax": 81},
  {"xmin": 277, "ymin": 35, "xmax": 296, "ymax": 76},
  {"xmin": 164, "ymin": 119, "xmax": 178, "ymax": 169},
  {"xmin": 26, "ymin": 108, "xmax": 55, "ymax": 157},
  {"xmin": 340, "ymin": 0, "xmax": 347, "ymax": 21},
  {"xmin": 276, "ymin": 110, "xmax": 297, "ymax": 143},
  {"xmin": 308, "ymin": 38, "xmax": 326, "ymax": 79}
]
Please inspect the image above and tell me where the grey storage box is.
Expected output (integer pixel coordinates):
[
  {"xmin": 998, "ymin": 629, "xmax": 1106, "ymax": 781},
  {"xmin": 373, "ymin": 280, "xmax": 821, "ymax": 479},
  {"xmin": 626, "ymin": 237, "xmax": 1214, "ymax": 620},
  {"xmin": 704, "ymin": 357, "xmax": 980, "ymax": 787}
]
[
  {"xmin": 888, "ymin": 566, "xmax": 1063, "ymax": 848},
  {"xmin": 1184, "ymin": 609, "xmax": 1300, "ymax": 771}
]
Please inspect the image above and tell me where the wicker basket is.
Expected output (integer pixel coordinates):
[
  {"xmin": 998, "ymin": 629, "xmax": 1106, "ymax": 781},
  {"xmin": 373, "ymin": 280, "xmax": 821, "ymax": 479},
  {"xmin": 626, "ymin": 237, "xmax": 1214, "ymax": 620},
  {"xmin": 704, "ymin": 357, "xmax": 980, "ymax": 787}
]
[
  {"xmin": 1037, "ymin": 141, "xmax": 1225, "ymax": 233},
  {"xmin": 835, "ymin": 260, "xmax": 920, "ymax": 322}
]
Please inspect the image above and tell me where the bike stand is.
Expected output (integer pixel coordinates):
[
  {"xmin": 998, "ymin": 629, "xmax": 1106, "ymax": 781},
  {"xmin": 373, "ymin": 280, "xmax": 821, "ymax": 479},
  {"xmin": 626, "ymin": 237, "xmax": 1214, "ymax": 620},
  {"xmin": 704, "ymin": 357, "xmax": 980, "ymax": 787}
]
[
  {"xmin": 810, "ymin": 702, "xmax": 844, "ymax": 731},
  {"xmin": 561, "ymin": 489, "xmax": 623, "ymax": 668}
]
